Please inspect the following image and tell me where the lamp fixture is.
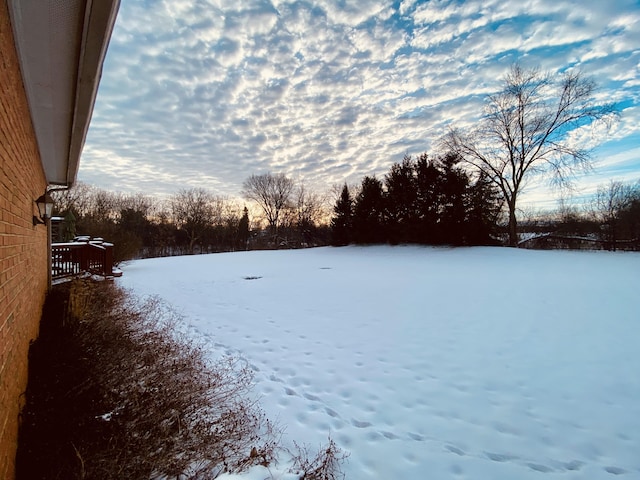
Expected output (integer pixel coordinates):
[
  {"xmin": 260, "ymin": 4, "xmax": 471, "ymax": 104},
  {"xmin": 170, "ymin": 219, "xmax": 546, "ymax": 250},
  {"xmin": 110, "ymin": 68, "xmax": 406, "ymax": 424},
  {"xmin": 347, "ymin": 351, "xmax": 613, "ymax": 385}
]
[{"xmin": 33, "ymin": 190, "xmax": 54, "ymax": 225}]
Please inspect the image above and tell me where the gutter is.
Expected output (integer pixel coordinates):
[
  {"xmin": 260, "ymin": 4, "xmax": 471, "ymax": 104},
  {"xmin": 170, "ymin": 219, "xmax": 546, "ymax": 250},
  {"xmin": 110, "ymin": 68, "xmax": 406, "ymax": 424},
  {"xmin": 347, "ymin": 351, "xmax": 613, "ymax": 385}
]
[{"xmin": 67, "ymin": 0, "xmax": 120, "ymax": 187}]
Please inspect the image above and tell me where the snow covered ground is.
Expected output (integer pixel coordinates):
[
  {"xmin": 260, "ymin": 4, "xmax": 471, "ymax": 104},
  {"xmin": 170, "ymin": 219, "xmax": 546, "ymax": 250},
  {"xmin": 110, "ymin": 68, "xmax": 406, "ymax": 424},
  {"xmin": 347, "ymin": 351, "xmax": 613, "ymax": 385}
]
[{"xmin": 118, "ymin": 246, "xmax": 640, "ymax": 479}]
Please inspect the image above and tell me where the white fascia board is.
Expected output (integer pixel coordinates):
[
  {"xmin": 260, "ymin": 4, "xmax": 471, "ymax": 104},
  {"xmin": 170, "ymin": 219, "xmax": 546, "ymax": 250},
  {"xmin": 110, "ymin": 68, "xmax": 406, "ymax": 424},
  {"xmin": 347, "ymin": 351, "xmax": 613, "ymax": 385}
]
[{"xmin": 7, "ymin": 0, "xmax": 120, "ymax": 187}]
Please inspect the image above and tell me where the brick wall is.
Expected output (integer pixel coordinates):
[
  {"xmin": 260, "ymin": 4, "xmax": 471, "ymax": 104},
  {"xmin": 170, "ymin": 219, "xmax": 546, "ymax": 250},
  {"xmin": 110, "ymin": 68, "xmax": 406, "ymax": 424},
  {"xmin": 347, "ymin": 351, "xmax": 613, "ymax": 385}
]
[{"xmin": 0, "ymin": 1, "xmax": 49, "ymax": 478}]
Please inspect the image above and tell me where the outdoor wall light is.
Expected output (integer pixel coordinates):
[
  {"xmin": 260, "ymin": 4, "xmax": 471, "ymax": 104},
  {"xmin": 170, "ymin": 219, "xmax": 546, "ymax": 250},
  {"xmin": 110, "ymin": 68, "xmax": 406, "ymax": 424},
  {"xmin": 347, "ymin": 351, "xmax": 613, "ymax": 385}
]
[{"xmin": 33, "ymin": 191, "xmax": 54, "ymax": 225}]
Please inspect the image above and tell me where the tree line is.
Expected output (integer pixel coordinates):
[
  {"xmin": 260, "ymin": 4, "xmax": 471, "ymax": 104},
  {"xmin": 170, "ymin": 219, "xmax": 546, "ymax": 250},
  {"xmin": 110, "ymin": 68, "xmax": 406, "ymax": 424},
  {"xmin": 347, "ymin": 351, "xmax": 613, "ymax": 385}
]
[
  {"xmin": 330, "ymin": 152, "xmax": 503, "ymax": 246},
  {"xmin": 52, "ymin": 171, "xmax": 638, "ymax": 266},
  {"xmin": 521, "ymin": 180, "xmax": 640, "ymax": 251},
  {"xmin": 51, "ymin": 179, "xmax": 331, "ymax": 264},
  {"xmin": 590, "ymin": 180, "xmax": 640, "ymax": 249},
  {"xmin": 53, "ymin": 184, "xmax": 246, "ymax": 261},
  {"xmin": 329, "ymin": 157, "xmax": 639, "ymax": 250}
]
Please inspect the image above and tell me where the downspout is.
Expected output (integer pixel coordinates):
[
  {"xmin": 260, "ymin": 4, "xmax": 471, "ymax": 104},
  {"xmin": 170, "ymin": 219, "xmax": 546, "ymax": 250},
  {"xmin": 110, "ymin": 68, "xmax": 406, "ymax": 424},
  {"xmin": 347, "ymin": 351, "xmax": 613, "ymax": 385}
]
[{"xmin": 46, "ymin": 186, "xmax": 70, "ymax": 289}]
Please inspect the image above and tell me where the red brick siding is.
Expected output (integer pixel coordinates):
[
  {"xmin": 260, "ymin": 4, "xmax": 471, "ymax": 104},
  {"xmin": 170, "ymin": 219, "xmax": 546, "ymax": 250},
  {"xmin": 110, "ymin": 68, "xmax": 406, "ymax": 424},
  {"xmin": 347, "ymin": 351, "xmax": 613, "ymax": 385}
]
[{"xmin": 0, "ymin": 1, "xmax": 49, "ymax": 478}]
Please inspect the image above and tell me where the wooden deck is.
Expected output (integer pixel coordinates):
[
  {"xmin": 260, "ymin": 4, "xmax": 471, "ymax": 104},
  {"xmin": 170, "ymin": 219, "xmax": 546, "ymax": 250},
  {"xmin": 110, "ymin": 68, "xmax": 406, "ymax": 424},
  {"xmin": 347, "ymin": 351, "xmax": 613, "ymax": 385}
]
[{"xmin": 51, "ymin": 240, "xmax": 121, "ymax": 280}]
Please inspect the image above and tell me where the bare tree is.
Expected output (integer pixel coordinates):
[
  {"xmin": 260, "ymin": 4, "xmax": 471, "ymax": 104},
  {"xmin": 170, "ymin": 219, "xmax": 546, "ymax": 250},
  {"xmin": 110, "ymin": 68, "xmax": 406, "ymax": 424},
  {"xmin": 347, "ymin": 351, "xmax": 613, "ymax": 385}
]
[
  {"xmin": 88, "ymin": 189, "xmax": 119, "ymax": 221},
  {"xmin": 241, "ymin": 173, "xmax": 294, "ymax": 238},
  {"xmin": 293, "ymin": 183, "xmax": 327, "ymax": 228},
  {"xmin": 211, "ymin": 198, "xmax": 244, "ymax": 251},
  {"xmin": 591, "ymin": 180, "xmax": 638, "ymax": 250},
  {"xmin": 52, "ymin": 182, "xmax": 119, "ymax": 220},
  {"xmin": 282, "ymin": 183, "xmax": 327, "ymax": 246},
  {"xmin": 119, "ymin": 193, "xmax": 154, "ymax": 219},
  {"xmin": 443, "ymin": 64, "xmax": 617, "ymax": 246},
  {"xmin": 170, "ymin": 188, "xmax": 215, "ymax": 253},
  {"xmin": 51, "ymin": 181, "xmax": 93, "ymax": 217}
]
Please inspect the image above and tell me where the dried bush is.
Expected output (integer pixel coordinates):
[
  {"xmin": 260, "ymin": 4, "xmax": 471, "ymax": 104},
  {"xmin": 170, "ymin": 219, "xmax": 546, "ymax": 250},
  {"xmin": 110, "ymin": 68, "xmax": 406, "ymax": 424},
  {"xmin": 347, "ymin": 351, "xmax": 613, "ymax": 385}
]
[
  {"xmin": 18, "ymin": 279, "xmax": 348, "ymax": 480},
  {"xmin": 19, "ymin": 280, "xmax": 278, "ymax": 479},
  {"xmin": 289, "ymin": 438, "xmax": 350, "ymax": 480}
]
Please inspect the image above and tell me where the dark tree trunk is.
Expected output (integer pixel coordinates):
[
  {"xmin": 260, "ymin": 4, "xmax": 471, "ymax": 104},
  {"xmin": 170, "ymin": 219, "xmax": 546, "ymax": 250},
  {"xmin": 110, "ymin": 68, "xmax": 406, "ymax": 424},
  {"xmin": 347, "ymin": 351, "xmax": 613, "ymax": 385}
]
[{"xmin": 507, "ymin": 199, "xmax": 518, "ymax": 247}]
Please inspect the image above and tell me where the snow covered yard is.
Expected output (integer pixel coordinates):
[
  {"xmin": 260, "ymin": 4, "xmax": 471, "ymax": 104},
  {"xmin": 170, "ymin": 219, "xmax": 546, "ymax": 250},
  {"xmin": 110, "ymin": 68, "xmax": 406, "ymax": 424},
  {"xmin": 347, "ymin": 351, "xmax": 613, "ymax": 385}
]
[{"xmin": 118, "ymin": 246, "xmax": 640, "ymax": 480}]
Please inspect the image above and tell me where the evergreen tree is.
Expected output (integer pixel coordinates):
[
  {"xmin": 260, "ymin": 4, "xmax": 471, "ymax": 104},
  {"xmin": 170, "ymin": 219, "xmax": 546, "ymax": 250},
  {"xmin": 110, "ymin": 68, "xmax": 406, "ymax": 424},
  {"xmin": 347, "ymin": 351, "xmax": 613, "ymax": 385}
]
[
  {"xmin": 353, "ymin": 176, "xmax": 386, "ymax": 244},
  {"xmin": 330, "ymin": 185, "xmax": 353, "ymax": 246},
  {"xmin": 385, "ymin": 155, "xmax": 418, "ymax": 243},
  {"xmin": 438, "ymin": 152, "xmax": 469, "ymax": 245},
  {"xmin": 238, "ymin": 207, "xmax": 250, "ymax": 249},
  {"xmin": 333, "ymin": 149, "xmax": 506, "ymax": 248},
  {"xmin": 415, "ymin": 153, "xmax": 443, "ymax": 244},
  {"xmin": 466, "ymin": 172, "xmax": 503, "ymax": 245}
]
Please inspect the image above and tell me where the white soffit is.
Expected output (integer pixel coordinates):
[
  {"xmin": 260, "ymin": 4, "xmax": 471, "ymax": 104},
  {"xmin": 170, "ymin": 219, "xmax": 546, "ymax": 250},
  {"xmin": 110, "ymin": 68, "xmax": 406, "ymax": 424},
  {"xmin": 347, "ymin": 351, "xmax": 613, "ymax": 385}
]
[{"xmin": 7, "ymin": 0, "xmax": 119, "ymax": 187}]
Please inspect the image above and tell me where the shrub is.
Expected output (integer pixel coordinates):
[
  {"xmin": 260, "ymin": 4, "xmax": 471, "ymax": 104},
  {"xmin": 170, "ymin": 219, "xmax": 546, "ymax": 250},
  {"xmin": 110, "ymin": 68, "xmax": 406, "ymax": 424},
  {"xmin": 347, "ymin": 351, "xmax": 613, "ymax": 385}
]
[
  {"xmin": 19, "ymin": 280, "xmax": 276, "ymax": 479},
  {"xmin": 289, "ymin": 438, "xmax": 350, "ymax": 480},
  {"xmin": 18, "ymin": 279, "xmax": 347, "ymax": 479}
]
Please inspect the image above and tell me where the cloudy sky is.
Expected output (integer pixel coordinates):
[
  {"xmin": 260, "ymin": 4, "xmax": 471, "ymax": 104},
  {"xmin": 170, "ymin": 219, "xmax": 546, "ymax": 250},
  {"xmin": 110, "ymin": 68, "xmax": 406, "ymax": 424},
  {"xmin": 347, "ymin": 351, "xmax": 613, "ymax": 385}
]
[{"xmin": 79, "ymin": 0, "xmax": 640, "ymax": 209}]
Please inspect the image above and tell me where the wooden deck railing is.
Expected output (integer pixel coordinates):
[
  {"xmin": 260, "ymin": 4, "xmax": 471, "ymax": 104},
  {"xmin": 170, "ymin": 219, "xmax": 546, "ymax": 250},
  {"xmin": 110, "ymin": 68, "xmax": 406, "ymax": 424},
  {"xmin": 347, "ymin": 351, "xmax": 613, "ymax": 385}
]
[{"xmin": 52, "ymin": 240, "xmax": 119, "ymax": 280}]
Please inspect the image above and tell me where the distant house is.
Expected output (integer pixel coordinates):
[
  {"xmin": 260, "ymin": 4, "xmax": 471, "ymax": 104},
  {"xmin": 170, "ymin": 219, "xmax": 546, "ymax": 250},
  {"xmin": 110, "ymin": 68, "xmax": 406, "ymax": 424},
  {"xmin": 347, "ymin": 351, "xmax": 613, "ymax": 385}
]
[{"xmin": 0, "ymin": 1, "xmax": 119, "ymax": 477}]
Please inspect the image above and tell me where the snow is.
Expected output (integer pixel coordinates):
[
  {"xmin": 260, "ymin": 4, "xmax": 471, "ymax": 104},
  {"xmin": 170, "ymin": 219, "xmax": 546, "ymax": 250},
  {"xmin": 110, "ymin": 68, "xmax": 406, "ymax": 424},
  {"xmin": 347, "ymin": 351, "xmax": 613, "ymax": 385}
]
[{"xmin": 118, "ymin": 246, "xmax": 640, "ymax": 479}]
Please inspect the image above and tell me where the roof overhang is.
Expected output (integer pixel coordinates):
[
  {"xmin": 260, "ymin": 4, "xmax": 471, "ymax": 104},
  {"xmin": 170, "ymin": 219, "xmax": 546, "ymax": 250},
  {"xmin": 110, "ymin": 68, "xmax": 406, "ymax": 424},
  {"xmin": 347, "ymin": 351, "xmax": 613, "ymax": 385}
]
[{"xmin": 7, "ymin": 0, "xmax": 120, "ymax": 187}]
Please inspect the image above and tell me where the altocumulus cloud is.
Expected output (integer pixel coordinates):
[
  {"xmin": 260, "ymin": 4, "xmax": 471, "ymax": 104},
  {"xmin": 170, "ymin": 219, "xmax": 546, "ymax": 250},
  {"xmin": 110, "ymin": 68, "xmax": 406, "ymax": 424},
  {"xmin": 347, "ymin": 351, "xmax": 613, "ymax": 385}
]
[{"xmin": 80, "ymin": 0, "xmax": 640, "ymax": 208}]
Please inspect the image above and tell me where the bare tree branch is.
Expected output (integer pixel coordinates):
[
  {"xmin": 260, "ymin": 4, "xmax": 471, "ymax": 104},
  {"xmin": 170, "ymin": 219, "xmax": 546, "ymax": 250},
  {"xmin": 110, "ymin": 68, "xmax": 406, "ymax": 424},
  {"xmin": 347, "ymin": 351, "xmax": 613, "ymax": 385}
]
[
  {"xmin": 241, "ymin": 173, "xmax": 294, "ymax": 237},
  {"xmin": 442, "ymin": 63, "xmax": 618, "ymax": 246}
]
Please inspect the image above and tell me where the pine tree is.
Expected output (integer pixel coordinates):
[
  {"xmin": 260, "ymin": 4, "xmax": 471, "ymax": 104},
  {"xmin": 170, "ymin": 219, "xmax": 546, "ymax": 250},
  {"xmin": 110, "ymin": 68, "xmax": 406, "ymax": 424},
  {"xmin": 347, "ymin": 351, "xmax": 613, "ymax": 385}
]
[
  {"xmin": 330, "ymin": 185, "xmax": 353, "ymax": 246},
  {"xmin": 385, "ymin": 155, "xmax": 418, "ymax": 243},
  {"xmin": 415, "ymin": 153, "xmax": 443, "ymax": 244},
  {"xmin": 438, "ymin": 152, "xmax": 469, "ymax": 245},
  {"xmin": 352, "ymin": 176, "xmax": 386, "ymax": 244},
  {"xmin": 237, "ymin": 207, "xmax": 250, "ymax": 249},
  {"xmin": 465, "ymin": 172, "xmax": 502, "ymax": 245}
]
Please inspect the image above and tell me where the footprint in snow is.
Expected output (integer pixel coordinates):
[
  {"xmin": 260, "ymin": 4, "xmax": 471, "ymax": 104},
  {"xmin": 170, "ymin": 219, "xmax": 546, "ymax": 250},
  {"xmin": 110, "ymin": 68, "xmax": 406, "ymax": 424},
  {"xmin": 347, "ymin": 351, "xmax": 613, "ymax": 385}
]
[
  {"xmin": 445, "ymin": 445, "xmax": 465, "ymax": 456},
  {"xmin": 527, "ymin": 463, "xmax": 554, "ymax": 473},
  {"xmin": 604, "ymin": 466, "xmax": 627, "ymax": 475},
  {"xmin": 351, "ymin": 419, "xmax": 372, "ymax": 428},
  {"xmin": 563, "ymin": 460, "xmax": 583, "ymax": 471},
  {"xmin": 325, "ymin": 407, "xmax": 340, "ymax": 418},
  {"xmin": 485, "ymin": 452, "xmax": 518, "ymax": 462}
]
